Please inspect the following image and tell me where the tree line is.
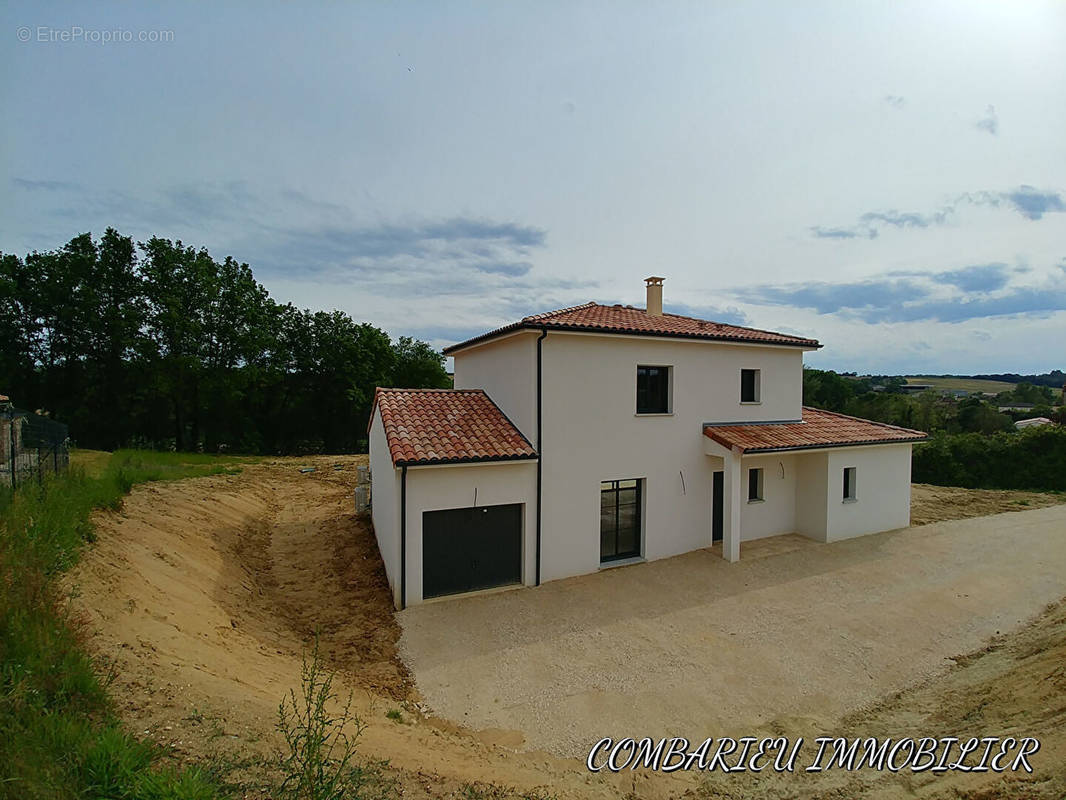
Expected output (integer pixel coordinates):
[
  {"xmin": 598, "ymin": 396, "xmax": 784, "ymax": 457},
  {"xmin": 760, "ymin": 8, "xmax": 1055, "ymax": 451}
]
[
  {"xmin": 803, "ymin": 367, "xmax": 1065, "ymax": 491},
  {"xmin": 1, "ymin": 229, "xmax": 450, "ymax": 453}
]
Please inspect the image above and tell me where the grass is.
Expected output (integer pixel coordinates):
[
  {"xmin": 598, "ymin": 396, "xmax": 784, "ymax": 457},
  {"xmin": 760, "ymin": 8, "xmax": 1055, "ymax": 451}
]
[
  {"xmin": 904, "ymin": 376, "xmax": 1017, "ymax": 393},
  {"xmin": 0, "ymin": 450, "xmax": 249, "ymax": 800}
]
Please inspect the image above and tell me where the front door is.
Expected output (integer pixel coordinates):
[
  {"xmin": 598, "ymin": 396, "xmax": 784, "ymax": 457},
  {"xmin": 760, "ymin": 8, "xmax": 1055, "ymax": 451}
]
[{"xmin": 712, "ymin": 471, "xmax": 724, "ymax": 542}]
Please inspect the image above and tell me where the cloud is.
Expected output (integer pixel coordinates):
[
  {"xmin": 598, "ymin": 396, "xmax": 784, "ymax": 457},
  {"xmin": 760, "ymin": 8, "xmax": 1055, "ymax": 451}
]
[
  {"xmin": 884, "ymin": 95, "xmax": 906, "ymax": 109},
  {"xmin": 810, "ymin": 186, "xmax": 1066, "ymax": 239},
  {"xmin": 1004, "ymin": 186, "xmax": 1066, "ymax": 220},
  {"xmin": 472, "ymin": 262, "xmax": 533, "ymax": 277},
  {"xmin": 734, "ymin": 279, "xmax": 929, "ymax": 316},
  {"xmin": 733, "ymin": 262, "xmax": 1066, "ymax": 324},
  {"xmin": 975, "ymin": 104, "xmax": 998, "ymax": 135},
  {"xmin": 934, "ymin": 263, "xmax": 1009, "ymax": 293},
  {"xmin": 811, "ymin": 226, "xmax": 876, "ymax": 240},
  {"xmin": 663, "ymin": 302, "xmax": 749, "ymax": 327},
  {"xmin": 11, "ymin": 177, "xmax": 81, "ymax": 192}
]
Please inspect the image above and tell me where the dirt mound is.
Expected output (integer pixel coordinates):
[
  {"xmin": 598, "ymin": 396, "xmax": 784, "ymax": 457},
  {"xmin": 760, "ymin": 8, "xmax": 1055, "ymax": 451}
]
[
  {"xmin": 66, "ymin": 464, "xmax": 1066, "ymax": 799},
  {"xmin": 911, "ymin": 483, "xmax": 1065, "ymax": 526}
]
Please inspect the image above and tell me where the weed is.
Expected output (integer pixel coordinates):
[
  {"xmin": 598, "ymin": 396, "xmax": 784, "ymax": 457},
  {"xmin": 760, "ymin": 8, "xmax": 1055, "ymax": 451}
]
[
  {"xmin": 384, "ymin": 708, "xmax": 404, "ymax": 724},
  {"xmin": 275, "ymin": 637, "xmax": 396, "ymax": 800}
]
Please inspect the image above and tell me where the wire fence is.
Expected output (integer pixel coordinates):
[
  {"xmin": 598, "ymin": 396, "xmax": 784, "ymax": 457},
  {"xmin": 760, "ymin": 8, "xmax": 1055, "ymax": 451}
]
[{"xmin": 1, "ymin": 406, "xmax": 70, "ymax": 489}]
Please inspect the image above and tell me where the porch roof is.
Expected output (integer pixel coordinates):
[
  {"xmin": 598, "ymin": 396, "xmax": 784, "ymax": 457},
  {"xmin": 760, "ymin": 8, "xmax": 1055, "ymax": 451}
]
[{"xmin": 703, "ymin": 407, "xmax": 927, "ymax": 454}]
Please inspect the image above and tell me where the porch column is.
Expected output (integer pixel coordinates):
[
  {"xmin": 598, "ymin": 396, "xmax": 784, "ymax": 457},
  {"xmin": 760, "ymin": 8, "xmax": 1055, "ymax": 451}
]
[{"xmin": 721, "ymin": 447, "xmax": 743, "ymax": 562}]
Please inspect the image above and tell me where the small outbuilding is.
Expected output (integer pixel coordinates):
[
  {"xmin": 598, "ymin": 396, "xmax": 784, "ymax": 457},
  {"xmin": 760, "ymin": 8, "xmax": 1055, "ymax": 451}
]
[{"xmin": 368, "ymin": 388, "xmax": 538, "ymax": 608}]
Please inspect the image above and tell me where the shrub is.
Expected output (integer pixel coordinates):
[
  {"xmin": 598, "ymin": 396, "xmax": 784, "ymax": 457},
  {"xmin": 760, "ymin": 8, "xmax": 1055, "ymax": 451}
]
[{"xmin": 913, "ymin": 426, "xmax": 1066, "ymax": 490}]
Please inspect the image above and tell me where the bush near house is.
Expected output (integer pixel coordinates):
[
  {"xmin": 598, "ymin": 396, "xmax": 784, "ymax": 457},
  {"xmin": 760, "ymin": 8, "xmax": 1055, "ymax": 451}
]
[
  {"xmin": 912, "ymin": 426, "xmax": 1066, "ymax": 491},
  {"xmin": 0, "ymin": 451, "xmax": 242, "ymax": 799}
]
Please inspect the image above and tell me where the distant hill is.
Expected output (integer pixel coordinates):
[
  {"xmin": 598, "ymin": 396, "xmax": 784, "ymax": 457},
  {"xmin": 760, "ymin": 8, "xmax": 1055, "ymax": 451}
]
[
  {"xmin": 903, "ymin": 377, "xmax": 1016, "ymax": 393},
  {"xmin": 907, "ymin": 371, "xmax": 1065, "ymax": 391}
]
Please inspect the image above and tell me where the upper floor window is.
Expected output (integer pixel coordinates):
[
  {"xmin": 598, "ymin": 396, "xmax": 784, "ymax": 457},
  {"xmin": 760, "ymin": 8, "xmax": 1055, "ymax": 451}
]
[
  {"xmin": 636, "ymin": 365, "xmax": 672, "ymax": 414},
  {"xmin": 740, "ymin": 368, "xmax": 761, "ymax": 403}
]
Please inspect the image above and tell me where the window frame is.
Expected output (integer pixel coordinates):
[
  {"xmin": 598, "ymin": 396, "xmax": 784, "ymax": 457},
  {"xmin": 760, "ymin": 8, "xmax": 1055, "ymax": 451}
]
[
  {"xmin": 600, "ymin": 478, "xmax": 643, "ymax": 563},
  {"xmin": 740, "ymin": 368, "xmax": 761, "ymax": 404},
  {"xmin": 747, "ymin": 467, "xmax": 764, "ymax": 503},
  {"xmin": 636, "ymin": 365, "xmax": 673, "ymax": 415},
  {"xmin": 843, "ymin": 466, "xmax": 857, "ymax": 502}
]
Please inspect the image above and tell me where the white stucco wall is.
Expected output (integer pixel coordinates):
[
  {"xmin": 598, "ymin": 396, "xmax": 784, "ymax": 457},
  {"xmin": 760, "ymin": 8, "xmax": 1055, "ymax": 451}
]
[
  {"xmin": 739, "ymin": 453, "xmax": 799, "ymax": 541},
  {"xmin": 368, "ymin": 409, "xmax": 402, "ymax": 607},
  {"xmin": 825, "ymin": 444, "xmax": 913, "ymax": 541},
  {"xmin": 403, "ymin": 460, "xmax": 537, "ymax": 605},
  {"xmin": 794, "ymin": 451, "xmax": 830, "ymax": 541},
  {"xmin": 452, "ymin": 332, "xmax": 539, "ymax": 442},
  {"xmin": 538, "ymin": 331, "xmax": 807, "ymax": 582}
]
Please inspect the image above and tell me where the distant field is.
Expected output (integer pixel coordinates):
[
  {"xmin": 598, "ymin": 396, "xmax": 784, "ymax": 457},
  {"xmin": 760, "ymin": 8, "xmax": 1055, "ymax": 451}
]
[{"xmin": 905, "ymin": 376, "xmax": 1016, "ymax": 393}]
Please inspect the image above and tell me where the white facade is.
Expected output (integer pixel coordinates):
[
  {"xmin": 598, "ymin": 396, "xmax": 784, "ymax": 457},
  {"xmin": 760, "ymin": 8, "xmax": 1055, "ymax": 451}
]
[
  {"xmin": 370, "ymin": 306, "xmax": 919, "ymax": 607},
  {"xmin": 369, "ymin": 410, "xmax": 402, "ymax": 607}
]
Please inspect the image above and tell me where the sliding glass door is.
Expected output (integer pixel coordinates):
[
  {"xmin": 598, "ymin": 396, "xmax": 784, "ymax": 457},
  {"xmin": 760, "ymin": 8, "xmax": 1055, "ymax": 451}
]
[{"xmin": 600, "ymin": 479, "xmax": 641, "ymax": 562}]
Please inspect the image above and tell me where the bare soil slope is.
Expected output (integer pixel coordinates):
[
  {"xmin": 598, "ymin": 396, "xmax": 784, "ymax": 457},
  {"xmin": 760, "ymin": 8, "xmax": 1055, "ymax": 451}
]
[
  {"xmin": 911, "ymin": 483, "xmax": 1066, "ymax": 526},
  {"xmin": 66, "ymin": 462, "xmax": 1066, "ymax": 799}
]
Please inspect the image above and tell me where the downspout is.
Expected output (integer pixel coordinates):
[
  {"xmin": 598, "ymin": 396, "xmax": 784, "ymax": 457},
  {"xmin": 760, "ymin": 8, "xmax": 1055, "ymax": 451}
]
[
  {"xmin": 400, "ymin": 464, "xmax": 408, "ymax": 610},
  {"xmin": 535, "ymin": 328, "xmax": 547, "ymax": 586}
]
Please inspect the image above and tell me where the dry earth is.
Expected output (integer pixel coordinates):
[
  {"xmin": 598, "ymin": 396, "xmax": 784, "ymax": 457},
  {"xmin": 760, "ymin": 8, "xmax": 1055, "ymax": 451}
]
[
  {"xmin": 65, "ymin": 459, "xmax": 1066, "ymax": 799},
  {"xmin": 910, "ymin": 483, "xmax": 1066, "ymax": 526}
]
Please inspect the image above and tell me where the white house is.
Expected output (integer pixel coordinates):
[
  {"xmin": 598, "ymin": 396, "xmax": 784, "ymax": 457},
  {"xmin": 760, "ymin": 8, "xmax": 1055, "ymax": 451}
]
[
  {"xmin": 369, "ymin": 278, "xmax": 926, "ymax": 608},
  {"xmin": 1015, "ymin": 416, "xmax": 1052, "ymax": 429}
]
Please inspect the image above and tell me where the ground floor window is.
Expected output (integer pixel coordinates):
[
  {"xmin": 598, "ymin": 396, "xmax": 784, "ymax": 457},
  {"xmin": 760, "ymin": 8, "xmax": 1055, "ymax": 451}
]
[
  {"xmin": 843, "ymin": 466, "xmax": 857, "ymax": 501},
  {"xmin": 747, "ymin": 467, "xmax": 764, "ymax": 502},
  {"xmin": 600, "ymin": 479, "xmax": 641, "ymax": 562}
]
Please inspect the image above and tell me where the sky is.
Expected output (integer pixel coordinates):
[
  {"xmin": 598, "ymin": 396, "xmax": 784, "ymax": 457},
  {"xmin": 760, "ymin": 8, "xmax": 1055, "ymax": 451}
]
[{"xmin": 2, "ymin": 1, "xmax": 1065, "ymax": 374}]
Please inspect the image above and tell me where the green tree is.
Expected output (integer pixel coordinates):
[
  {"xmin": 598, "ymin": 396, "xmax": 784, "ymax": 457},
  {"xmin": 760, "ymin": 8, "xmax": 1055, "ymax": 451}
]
[
  {"xmin": 390, "ymin": 336, "xmax": 450, "ymax": 389},
  {"xmin": 802, "ymin": 367, "xmax": 857, "ymax": 412}
]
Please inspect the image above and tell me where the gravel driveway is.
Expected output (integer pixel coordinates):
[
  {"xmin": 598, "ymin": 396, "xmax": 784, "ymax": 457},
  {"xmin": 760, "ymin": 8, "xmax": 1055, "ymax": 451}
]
[{"xmin": 398, "ymin": 506, "xmax": 1066, "ymax": 757}]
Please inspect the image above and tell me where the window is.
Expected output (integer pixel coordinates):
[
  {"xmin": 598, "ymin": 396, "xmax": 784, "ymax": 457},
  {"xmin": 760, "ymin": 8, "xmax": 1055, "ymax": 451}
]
[
  {"xmin": 747, "ymin": 467, "xmax": 764, "ymax": 502},
  {"xmin": 600, "ymin": 479, "xmax": 641, "ymax": 562},
  {"xmin": 636, "ymin": 366, "xmax": 671, "ymax": 414},
  {"xmin": 843, "ymin": 467, "xmax": 857, "ymax": 501},
  {"xmin": 740, "ymin": 369, "xmax": 761, "ymax": 403}
]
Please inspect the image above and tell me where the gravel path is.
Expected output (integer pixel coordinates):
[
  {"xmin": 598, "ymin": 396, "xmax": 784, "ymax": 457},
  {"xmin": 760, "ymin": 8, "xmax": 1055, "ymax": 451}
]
[{"xmin": 399, "ymin": 506, "xmax": 1066, "ymax": 757}]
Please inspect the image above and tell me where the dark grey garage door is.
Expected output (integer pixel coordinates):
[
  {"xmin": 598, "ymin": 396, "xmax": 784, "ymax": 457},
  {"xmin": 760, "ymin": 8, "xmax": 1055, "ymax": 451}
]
[{"xmin": 422, "ymin": 504, "xmax": 522, "ymax": 599}]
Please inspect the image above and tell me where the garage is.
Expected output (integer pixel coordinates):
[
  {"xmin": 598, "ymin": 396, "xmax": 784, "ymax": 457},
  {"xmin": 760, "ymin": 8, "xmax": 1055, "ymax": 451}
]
[
  {"xmin": 422, "ymin": 503, "xmax": 523, "ymax": 598},
  {"xmin": 369, "ymin": 388, "xmax": 539, "ymax": 608}
]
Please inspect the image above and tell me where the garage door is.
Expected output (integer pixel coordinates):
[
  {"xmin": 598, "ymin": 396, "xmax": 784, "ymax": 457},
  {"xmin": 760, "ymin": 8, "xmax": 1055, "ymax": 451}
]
[{"xmin": 422, "ymin": 504, "xmax": 522, "ymax": 599}]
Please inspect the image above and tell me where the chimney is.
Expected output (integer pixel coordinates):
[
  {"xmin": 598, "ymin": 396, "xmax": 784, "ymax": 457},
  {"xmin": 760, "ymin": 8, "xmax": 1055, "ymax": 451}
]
[{"xmin": 645, "ymin": 276, "xmax": 664, "ymax": 316}]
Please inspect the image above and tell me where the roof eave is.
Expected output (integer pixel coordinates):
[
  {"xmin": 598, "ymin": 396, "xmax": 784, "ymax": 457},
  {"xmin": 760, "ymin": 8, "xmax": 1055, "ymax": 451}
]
[
  {"xmin": 445, "ymin": 321, "xmax": 821, "ymax": 355},
  {"xmin": 710, "ymin": 436, "xmax": 928, "ymax": 455},
  {"xmin": 394, "ymin": 453, "xmax": 540, "ymax": 467}
]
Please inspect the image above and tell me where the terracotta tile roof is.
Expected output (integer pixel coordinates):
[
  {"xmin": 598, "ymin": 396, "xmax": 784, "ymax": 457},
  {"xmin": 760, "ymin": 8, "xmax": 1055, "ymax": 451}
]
[
  {"xmin": 704, "ymin": 407, "xmax": 927, "ymax": 454},
  {"xmin": 372, "ymin": 388, "xmax": 537, "ymax": 466},
  {"xmin": 443, "ymin": 302, "xmax": 820, "ymax": 354}
]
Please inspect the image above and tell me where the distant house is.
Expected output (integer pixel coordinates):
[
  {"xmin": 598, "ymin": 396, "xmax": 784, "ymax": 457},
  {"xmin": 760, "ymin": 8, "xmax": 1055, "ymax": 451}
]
[
  {"xmin": 999, "ymin": 403, "xmax": 1037, "ymax": 412},
  {"xmin": 901, "ymin": 384, "xmax": 933, "ymax": 394},
  {"xmin": 1015, "ymin": 417, "xmax": 1053, "ymax": 430}
]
